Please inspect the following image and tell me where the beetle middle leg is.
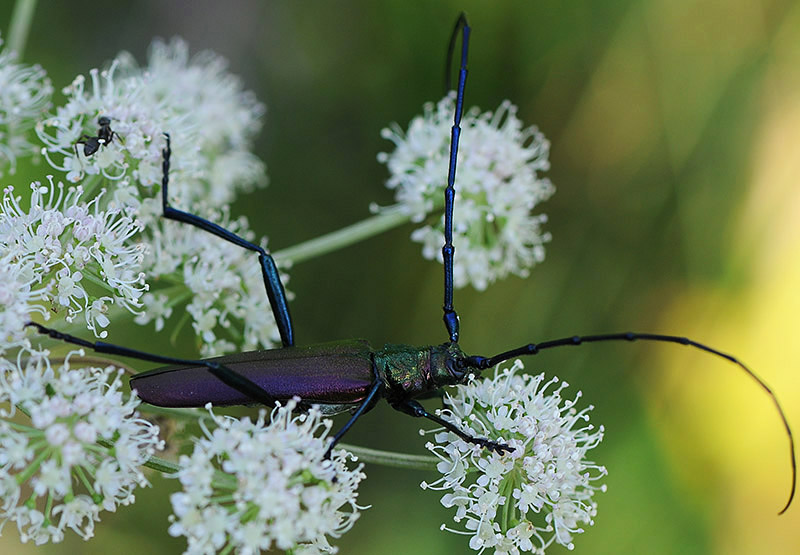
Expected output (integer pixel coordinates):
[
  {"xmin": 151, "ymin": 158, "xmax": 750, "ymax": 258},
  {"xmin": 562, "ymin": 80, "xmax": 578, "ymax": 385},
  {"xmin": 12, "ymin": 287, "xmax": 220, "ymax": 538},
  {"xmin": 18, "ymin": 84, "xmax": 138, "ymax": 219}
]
[{"xmin": 324, "ymin": 380, "xmax": 384, "ymax": 459}]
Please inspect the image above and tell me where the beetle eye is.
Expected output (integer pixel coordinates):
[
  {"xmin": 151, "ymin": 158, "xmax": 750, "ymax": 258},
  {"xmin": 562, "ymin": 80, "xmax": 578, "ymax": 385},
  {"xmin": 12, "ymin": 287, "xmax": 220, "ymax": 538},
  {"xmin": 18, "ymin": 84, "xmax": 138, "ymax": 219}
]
[{"xmin": 445, "ymin": 358, "xmax": 466, "ymax": 379}]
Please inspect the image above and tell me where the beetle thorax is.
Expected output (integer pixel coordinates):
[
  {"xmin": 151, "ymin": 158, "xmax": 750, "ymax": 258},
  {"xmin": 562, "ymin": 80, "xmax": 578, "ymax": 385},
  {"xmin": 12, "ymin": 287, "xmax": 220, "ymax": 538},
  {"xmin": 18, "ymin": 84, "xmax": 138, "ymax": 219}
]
[{"xmin": 374, "ymin": 342, "xmax": 469, "ymax": 402}]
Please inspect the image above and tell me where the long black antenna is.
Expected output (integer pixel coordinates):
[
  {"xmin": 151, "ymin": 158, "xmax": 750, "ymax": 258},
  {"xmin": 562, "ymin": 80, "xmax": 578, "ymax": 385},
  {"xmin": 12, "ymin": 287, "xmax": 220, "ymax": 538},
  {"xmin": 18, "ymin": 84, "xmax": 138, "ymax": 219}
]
[
  {"xmin": 441, "ymin": 13, "xmax": 470, "ymax": 343},
  {"xmin": 444, "ymin": 13, "xmax": 469, "ymax": 93},
  {"xmin": 465, "ymin": 331, "xmax": 796, "ymax": 514}
]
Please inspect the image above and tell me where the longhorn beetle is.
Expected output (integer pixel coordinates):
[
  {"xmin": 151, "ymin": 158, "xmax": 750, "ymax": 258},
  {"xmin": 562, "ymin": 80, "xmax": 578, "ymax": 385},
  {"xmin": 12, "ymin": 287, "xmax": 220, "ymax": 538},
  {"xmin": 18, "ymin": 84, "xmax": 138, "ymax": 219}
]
[{"xmin": 28, "ymin": 13, "xmax": 796, "ymax": 514}]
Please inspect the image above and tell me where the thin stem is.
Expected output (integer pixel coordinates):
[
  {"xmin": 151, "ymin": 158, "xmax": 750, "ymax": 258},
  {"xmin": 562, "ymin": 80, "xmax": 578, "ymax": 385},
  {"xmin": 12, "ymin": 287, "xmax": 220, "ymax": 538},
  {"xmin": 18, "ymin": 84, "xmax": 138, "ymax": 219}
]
[
  {"xmin": 51, "ymin": 354, "xmax": 140, "ymax": 376},
  {"xmin": 337, "ymin": 443, "xmax": 438, "ymax": 471},
  {"xmin": 6, "ymin": 0, "xmax": 37, "ymax": 59},
  {"xmin": 138, "ymin": 443, "xmax": 438, "ymax": 476},
  {"xmin": 273, "ymin": 204, "xmax": 411, "ymax": 265},
  {"xmin": 142, "ymin": 454, "xmax": 181, "ymax": 474},
  {"xmin": 138, "ymin": 403, "xmax": 211, "ymax": 422}
]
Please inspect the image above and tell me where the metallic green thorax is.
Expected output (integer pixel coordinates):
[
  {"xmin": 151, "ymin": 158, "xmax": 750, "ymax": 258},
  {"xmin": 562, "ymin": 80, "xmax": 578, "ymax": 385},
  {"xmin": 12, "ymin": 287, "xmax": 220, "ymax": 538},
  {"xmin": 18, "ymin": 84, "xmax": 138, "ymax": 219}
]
[{"xmin": 374, "ymin": 342, "xmax": 473, "ymax": 404}]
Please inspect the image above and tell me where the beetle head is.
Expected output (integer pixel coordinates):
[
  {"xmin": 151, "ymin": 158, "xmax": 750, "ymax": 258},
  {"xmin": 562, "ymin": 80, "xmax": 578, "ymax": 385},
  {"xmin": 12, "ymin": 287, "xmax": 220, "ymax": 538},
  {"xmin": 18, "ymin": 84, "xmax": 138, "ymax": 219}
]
[{"xmin": 429, "ymin": 341, "xmax": 475, "ymax": 387}]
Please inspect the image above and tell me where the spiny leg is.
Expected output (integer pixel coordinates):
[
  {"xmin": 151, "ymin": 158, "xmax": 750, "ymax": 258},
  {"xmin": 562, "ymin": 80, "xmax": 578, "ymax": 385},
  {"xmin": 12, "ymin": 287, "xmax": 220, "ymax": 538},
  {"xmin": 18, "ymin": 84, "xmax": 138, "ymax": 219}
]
[
  {"xmin": 396, "ymin": 398, "xmax": 513, "ymax": 455},
  {"xmin": 441, "ymin": 14, "xmax": 471, "ymax": 343},
  {"xmin": 160, "ymin": 133, "xmax": 294, "ymax": 347},
  {"xmin": 26, "ymin": 322, "xmax": 282, "ymax": 407}
]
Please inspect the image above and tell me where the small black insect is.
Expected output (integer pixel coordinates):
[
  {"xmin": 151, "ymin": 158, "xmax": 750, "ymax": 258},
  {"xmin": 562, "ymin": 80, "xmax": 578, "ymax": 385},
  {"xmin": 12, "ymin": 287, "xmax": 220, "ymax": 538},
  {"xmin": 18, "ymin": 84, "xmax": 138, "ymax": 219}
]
[{"xmin": 75, "ymin": 116, "xmax": 116, "ymax": 157}]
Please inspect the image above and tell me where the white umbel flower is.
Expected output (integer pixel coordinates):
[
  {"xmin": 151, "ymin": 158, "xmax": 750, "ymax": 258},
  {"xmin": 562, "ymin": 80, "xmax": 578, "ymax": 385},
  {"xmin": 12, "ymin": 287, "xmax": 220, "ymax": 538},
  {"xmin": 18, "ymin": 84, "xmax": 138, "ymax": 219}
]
[
  {"xmin": 378, "ymin": 94, "xmax": 555, "ymax": 291},
  {"xmin": 139, "ymin": 205, "xmax": 286, "ymax": 356},
  {"xmin": 34, "ymin": 38, "xmax": 283, "ymax": 355},
  {"xmin": 168, "ymin": 401, "xmax": 366, "ymax": 554},
  {"xmin": 36, "ymin": 37, "xmax": 265, "ymax": 206},
  {"xmin": 0, "ymin": 36, "xmax": 53, "ymax": 176},
  {"xmin": 422, "ymin": 361, "xmax": 606, "ymax": 554},
  {"xmin": 0, "ymin": 346, "xmax": 163, "ymax": 543},
  {"xmin": 0, "ymin": 252, "xmax": 48, "ymax": 349},
  {"xmin": 0, "ymin": 178, "xmax": 146, "ymax": 341}
]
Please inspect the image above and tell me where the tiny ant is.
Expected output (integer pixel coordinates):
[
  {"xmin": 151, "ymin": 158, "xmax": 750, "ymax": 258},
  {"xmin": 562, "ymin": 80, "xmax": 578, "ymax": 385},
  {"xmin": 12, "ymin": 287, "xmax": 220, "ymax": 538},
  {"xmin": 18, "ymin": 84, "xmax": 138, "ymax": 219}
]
[{"xmin": 75, "ymin": 116, "xmax": 116, "ymax": 158}]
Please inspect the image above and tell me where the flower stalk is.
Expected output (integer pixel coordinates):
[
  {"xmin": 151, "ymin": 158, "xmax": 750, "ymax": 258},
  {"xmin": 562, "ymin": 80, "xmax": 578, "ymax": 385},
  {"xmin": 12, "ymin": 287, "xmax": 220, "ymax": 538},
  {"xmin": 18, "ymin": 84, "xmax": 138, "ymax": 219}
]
[
  {"xmin": 6, "ymin": 0, "xmax": 38, "ymax": 58},
  {"xmin": 274, "ymin": 203, "xmax": 412, "ymax": 265}
]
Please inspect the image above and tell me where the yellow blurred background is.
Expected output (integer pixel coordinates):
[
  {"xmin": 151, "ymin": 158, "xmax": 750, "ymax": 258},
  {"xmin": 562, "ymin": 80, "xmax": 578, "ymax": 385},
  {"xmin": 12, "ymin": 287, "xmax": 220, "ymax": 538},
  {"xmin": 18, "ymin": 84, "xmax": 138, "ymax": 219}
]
[{"xmin": 1, "ymin": 0, "xmax": 798, "ymax": 553}]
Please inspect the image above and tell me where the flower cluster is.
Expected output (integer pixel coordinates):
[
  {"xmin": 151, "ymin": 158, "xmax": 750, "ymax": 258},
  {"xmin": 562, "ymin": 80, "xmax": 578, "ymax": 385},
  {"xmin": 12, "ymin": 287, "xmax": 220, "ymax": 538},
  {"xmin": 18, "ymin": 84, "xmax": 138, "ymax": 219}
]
[
  {"xmin": 378, "ymin": 94, "xmax": 555, "ymax": 291},
  {"xmin": 168, "ymin": 401, "xmax": 366, "ymax": 554},
  {"xmin": 0, "ymin": 15, "xmax": 606, "ymax": 554},
  {"xmin": 422, "ymin": 361, "xmax": 606, "ymax": 553},
  {"xmin": 0, "ymin": 252, "xmax": 47, "ymax": 350},
  {"xmin": 136, "ymin": 204, "xmax": 285, "ymax": 356},
  {"xmin": 31, "ymin": 38, "xmax": 281, "ymax": 355},
  {"xmin": 36, "ymin": 37, "xmax": 265, "ymax": 204},
  {"xmin": 0, "ymin": 178, "xmax": 146, "ymax": 342},
  {"xmin": 0, "ymin": 346, "xmax": 163, "ymax": 543},
  {"xmin": 0, "ymin": 36, "xmax": 53, "ymax": 176}
]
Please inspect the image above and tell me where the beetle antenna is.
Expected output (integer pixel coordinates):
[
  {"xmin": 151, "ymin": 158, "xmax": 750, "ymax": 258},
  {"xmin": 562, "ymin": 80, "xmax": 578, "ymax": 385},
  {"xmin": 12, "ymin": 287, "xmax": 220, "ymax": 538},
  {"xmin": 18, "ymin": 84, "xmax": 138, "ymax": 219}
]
[
  {"xmin": 441, "ymin": 13, "xmax": 470, "ymax": 343},
  {"xmin": 465, "ymin": 331, "xmax": 796, "ymax": 515},
  {"xmin": 444, "ymin": 12, "xmax": 469, "ymax": 93}
]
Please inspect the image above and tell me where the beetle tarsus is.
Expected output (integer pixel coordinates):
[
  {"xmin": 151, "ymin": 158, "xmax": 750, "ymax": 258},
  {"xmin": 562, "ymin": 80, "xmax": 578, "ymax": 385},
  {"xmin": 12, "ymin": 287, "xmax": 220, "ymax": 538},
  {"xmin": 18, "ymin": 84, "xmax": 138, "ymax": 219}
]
[{"xmin": 472, "ymin": 437, "xmax": 513, "ymax": 455}]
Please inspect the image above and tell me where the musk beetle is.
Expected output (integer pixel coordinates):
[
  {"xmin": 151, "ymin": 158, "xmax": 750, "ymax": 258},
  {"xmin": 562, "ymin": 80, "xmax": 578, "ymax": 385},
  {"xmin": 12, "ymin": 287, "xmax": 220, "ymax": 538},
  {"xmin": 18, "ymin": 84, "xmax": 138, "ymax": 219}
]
[{"xmin": 28, "ymin": 13, "xmax": 796, "ymax": 513}]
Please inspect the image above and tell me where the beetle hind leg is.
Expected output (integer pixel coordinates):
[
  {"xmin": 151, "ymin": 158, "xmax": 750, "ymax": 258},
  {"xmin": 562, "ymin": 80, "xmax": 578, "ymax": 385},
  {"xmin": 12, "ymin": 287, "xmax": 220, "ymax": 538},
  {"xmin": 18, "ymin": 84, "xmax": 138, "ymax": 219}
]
[{"xmin": 25, "ymin": 322, "xmax": 281, "ymax": 409}]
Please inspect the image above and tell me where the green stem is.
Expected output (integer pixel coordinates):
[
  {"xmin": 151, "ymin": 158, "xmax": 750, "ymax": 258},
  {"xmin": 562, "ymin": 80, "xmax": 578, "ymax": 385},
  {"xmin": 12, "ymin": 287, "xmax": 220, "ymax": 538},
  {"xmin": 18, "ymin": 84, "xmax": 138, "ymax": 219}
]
[
  {"xmin": 170, "ymin": 308, "xmax": 191, "ymax": 345},
  {"xmin": 137, "ymin": 404, "xmax": 439, "ymax": 472},
  {"xmin": 137, "ymin": 442, "xmax": 437, "ymax": 476},
  {"xmin": 138, "ymin": 403, "xmax": 209, "ymax": 422},
  {"xmin": 16, "ymin": 445, "xmax": 54, "ymax": 485},
  {"xmin": 81, "ymin": 269, "xmax": 117, "ymax": 295},
  {"xmin": 94, "ymin": 435, "xmax": 182, "ymax": 475},
  {"xmin": 273, "ymin": 204, "xmax": 412, "ymax": 265},
  {"xmin": 6, "ymin": 0, "xmax": 37, "ymax": 59},
  {"xmin": 142, "ymin": 454, "xmax": 181, "ymax": 474},
  {"xmin": 337, "ymin": 443, "xmax": 438, "ymax": 471}
]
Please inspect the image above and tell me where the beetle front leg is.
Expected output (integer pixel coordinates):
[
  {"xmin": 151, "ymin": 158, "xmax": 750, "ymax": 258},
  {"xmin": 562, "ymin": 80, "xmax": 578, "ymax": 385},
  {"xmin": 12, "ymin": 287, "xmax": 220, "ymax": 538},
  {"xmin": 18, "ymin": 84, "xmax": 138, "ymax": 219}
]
[
  {"xmin": 159, "ymin": 134, "xmax": 294, "ymax": 347},
  {"xmin": 395, "ymin": 399, "xmax": 513, "ymax": 455}
]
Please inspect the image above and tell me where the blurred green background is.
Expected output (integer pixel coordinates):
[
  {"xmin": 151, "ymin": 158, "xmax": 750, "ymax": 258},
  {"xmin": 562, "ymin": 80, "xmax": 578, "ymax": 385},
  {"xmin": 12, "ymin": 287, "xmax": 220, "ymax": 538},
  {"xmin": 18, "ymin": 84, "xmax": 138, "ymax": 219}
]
[{"xmin": 2, "ymin": 0, "xmax": 799, "ymax": 553}]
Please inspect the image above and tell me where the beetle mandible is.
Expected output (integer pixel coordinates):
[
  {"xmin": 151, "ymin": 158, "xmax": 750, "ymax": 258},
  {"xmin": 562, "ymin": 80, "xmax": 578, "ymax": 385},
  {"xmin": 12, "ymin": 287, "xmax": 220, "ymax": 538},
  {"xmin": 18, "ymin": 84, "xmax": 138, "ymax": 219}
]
[{"xmin": 28, "ymin": 13, "xmax": 796, "ymax": 514}]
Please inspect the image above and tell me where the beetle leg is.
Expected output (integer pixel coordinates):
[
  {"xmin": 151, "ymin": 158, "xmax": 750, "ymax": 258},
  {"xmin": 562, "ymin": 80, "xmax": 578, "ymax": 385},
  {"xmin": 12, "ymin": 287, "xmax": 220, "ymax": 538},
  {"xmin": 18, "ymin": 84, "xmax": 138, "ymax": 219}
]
[
  {"xmin": 324, "ymin": 379, "xmax": 383, "ymax": 459},
  {"xmin": 159, "ymin": 133, "xmax": 295, "ymax": 347},
  {"xmin": 396, "ymin": 399, "xmax": 513, "ymax": 455},
  {"xmin": 25, "ymin": 322, "xmax": 281, "ymax": 408}
]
